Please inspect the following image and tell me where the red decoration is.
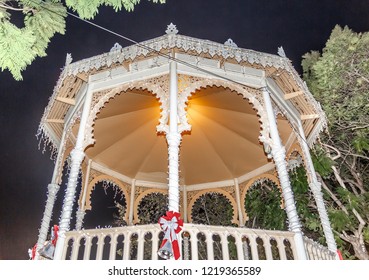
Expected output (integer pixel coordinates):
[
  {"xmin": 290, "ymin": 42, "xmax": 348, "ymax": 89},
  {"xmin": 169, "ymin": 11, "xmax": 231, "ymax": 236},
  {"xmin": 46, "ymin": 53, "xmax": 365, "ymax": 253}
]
[
  {"xmin": 51, "ymin": 225, "xmax": 59, "ymax": 246},
  {"xmin": 31, "ymin": 244, "xmax": 37, "ymax": 260},
  {"xmin": 337, "ymin": 249, "xmax": 343, "ymax": 260},
  {"xmin": 158, "ymin": 211, "xmax": 183, "ymax": 260}
]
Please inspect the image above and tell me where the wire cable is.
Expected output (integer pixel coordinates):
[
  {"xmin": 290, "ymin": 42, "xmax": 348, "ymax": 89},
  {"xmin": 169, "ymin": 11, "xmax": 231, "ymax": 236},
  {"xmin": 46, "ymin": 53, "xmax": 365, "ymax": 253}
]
[{"xmin": 33, "ymin": 0, "xmax": 319, "ymax": 164}]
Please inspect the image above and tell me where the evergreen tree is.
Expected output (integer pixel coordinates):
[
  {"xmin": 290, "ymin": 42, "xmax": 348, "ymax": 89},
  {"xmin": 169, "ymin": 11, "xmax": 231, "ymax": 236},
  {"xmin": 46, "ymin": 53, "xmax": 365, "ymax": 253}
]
[
  {"xmin": 302, "ymin": 25, "xmax": 369, "ymax": 260},
  {"xmin": 0, "ymin": 0, "xmax": 165, "ymax": 80}
]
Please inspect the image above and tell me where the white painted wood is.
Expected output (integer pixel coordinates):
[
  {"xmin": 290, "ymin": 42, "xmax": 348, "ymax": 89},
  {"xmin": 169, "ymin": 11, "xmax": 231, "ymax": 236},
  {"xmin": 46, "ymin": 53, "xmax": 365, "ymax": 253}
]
[
  {"xmin": 167, "ymin": 58, "xmax": 181, "ymax": 212},
  {"xmin": 60, "ymin": 223, "xmax": 334, "ymax": 260},
  {"xmin": 297, "ymin": 121, "xmax": 338, "ymax": 255},
  {"xmin": 262, "ymin": 87, "xmax": 307, "ymax": 260}
]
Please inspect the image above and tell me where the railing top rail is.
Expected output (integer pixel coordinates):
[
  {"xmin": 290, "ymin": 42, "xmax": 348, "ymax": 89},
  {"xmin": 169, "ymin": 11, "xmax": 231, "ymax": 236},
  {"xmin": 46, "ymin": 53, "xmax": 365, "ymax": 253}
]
[{"xmin": 64, "ymin": 223, "xmax": 296, "ymax": 239}]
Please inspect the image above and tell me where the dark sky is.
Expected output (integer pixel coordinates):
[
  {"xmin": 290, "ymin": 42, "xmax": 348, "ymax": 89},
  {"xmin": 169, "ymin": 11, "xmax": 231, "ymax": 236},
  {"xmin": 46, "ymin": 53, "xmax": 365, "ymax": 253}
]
[{"xmin": 1, "ymin": 0, "xmax": 369, "ymax": 260}]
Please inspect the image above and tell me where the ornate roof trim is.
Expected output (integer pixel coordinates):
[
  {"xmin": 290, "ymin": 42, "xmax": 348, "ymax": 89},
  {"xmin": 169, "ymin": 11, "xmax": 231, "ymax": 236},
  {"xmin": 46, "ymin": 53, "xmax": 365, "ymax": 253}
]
[
  {"xmin": 38, "ymin": 33, "xmax": 327, "ymax": 153},
  {"xmin": 63, "ymin": 34, "xmax": 289, "ymax": 77}
]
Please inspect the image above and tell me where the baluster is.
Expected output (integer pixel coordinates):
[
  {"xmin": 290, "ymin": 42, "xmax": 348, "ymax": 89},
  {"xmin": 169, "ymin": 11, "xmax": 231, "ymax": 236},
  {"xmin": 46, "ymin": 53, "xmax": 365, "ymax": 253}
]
[
  {"xmin": 234, "ymin": 232, "xmax": 244, "ymax": 260},
  {"xmin": 151, "ymin": 230, "xmax": 159, "ymax": 260},
  {"xmin": 316, "ymin": 245, "xmax": 321, "ymax": 260},
  {"xmin": 190, "ymin": 229, "xmax": 198, "ymax": 260},
  {"xmin": 305, "ymin": 242, "xmax": 313, "ymax": 260},
  {"xmin": 61, "ymin": 236, "xmax": 69, "ymax": 260},
  {"xmin": 275, "ymin": 237, "xmax": 287, "ymax": 260},
  {"xmin": 221, "ymin": 232, "xmax": 229, "ymax": 260},
  {"xmin": 70, "ymin": 236, "xmax": 80, "ymax": 260},
  {"xmin": 109, "ymin": 233, "xmax": 118, "ymax": 260},
  {"xmin": 137, "ymin": 230, "xmax": 144, "ymax": 260},
  {"xmin": 123, "ymin": 232, "xmax": 131, "ymax": 260},
  {"xmin": 261, "ymin": 236, "xmax": 273, "ymax": 260},
  {"xmin": 96, "ymin": 234, "xmax": 104, "ymax": 260},
  {"xmin": 84, "ymin": 235, "xmax": 92, "ymax": 260},
  {"xmin": 205, "ymin": 232, "xmax": 214, "ymax": 260}
]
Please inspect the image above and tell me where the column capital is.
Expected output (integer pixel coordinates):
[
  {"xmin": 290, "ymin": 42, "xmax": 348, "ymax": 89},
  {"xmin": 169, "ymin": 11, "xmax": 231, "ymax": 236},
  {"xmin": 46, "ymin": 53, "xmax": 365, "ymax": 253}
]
[{"xmin": 166, "ymin": 132, "xmax": 181, "ymax": 145}]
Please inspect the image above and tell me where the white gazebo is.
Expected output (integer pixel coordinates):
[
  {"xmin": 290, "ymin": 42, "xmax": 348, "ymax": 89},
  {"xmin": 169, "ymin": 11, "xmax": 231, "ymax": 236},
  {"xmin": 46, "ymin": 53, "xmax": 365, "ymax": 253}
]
[{"xmin": 35, "ymin": 24, "xmax": 338, "ymax": 260}]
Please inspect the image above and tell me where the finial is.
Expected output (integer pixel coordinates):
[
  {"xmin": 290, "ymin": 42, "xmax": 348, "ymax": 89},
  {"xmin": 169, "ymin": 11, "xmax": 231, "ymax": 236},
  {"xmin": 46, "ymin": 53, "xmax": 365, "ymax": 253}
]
[
  {"xmin": 277, "ymin": 46, "xmax": 286, "ymax": 58},
  {"xmin": 224, "ymin": 38, "xmax": 238, "ymax": 48},
  {"xmin": 65, "ymin": 53, "xmax": 72, "ymax": 66},
  {"xmin": 166, "ymin": 23, "xmax": 178, "ymax": 35},
  {"xmin": 110, "ymin": 42, "xmax": 122, "ymax": 52}
]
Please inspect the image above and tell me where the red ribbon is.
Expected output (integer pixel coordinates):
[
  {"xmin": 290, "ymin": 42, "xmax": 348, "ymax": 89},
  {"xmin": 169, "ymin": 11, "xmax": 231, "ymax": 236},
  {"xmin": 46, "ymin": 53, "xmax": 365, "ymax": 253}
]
[
  {"xmin": 31, "ymin": 244, "xmax": 37, "ymax": 260},
  {"xmin": 337, "ymin": 249, "xmax": 343, "ymax": 260},
  {"xmin": 51, "ymin": 225, "xmax": 59, "ymax": 246},
  {"xmin": 158, "ymin": 211, "xmax": 183, "ymax": 260}
]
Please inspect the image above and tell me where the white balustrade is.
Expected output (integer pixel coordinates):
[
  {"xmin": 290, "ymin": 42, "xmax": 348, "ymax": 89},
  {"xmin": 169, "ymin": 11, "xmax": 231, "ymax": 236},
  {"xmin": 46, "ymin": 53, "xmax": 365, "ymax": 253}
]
[
  {"xmin": 58, "ymin": 223, "xmax": 334, "ymax": 260},
  {"xmin": 303, "ymin": 236, "xmax": 336, "ymax": 260}
]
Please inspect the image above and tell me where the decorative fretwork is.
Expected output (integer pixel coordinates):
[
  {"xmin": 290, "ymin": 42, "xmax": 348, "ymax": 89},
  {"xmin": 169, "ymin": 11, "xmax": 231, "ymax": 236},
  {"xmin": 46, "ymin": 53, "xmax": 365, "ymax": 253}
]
[
  {"xmin": 223, "ymin": 186, "xmax": 237, "ymax": 201},
  {"xmin": 134, "ymin": 186, "xmax": 149, "ymax": 201},
  {"xmin": 82, "ymin": 173, "xmax": 131, "ymax": 226},
  {"xmin": 84, "ymin": 75, "xmax": 170, "ymax": 148},
  {"xmin": 166, "ymin": 23, "xmax": 178, "ymax": 35},
  {"xmin": 224, "ymin": 38, "xmax": 238, "ymax": 48},
  {"xmin": 40, "ymin": 31, "xmax": 326, "ymax": 153},
  {"xmin": 88, "ymin": 168, "xmax": 102, "ymax": 182},
  {"xmin": 175, "ymin": 75, "xmax": 270, "ymax": 143}
]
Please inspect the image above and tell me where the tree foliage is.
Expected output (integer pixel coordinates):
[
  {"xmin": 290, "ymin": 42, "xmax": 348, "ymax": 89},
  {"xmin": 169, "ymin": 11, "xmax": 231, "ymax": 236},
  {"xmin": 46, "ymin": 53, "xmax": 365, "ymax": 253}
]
[
  {"xmin": 192, "ymin": 192, "xmax": 235, "ymax": 227},
  {"xmin": 137, "ymin": 192, "xmax": 168, "ymax": 224},
  {"xmin": 302, "ymin": 25, "xmax": 369, "ymax": 260},
  {"xmin": 244, "ymin": 179, "xmax": 287, "ymax": 230},
  {"xmin": 0, "ymin": 0, "xmax": 165, "ymax": 80}
]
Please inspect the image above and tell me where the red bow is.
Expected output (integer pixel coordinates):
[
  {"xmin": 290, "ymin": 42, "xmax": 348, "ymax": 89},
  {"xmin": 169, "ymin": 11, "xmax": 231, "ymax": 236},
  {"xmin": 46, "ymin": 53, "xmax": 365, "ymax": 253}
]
[
  {"xmin": 158, "ymin": 211, "xmax": 183, "ymax": 260},
  {"xmin": 51, "ymin": 225, "xmax": 59, "ymax": 246}
]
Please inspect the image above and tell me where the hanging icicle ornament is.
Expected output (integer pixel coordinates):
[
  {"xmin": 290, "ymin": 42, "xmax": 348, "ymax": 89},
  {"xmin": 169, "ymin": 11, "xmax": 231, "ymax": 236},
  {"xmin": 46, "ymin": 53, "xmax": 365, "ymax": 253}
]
[{"xmin": 158, "ymin": 211, "xmax": 183, "ymax": 260}]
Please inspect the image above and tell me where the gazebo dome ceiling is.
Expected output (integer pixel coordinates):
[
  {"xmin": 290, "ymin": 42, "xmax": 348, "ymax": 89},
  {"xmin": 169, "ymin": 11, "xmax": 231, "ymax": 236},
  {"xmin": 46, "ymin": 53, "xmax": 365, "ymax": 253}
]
[
  {"xmin": 39, "ymin": 30, "xmax": 326, "ymax": 188},
  {"xmin": 82, "ymin": 86, "xmax": 292, "ymax": 185}
]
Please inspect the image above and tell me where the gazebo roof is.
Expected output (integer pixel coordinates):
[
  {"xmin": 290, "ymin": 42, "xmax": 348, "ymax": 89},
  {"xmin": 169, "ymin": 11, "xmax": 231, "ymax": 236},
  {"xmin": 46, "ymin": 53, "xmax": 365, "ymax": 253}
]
[{"xmin": 38, "ymin": 25, "xmax": 326, "ymax": 186}]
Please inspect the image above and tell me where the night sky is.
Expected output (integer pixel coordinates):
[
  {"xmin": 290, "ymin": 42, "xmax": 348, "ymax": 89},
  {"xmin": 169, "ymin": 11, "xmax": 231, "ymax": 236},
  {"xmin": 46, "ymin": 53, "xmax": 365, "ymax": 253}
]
[{"xmin": 1, "ymin": 0, "xmax": 369, "ymax": 260}]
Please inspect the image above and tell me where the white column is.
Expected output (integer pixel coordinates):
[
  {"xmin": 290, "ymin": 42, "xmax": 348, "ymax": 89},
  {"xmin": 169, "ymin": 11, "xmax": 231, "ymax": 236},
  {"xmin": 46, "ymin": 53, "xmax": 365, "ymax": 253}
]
[
  {"xmin": 297, "ymin": 121, "xmax": 337, "ymax": 254},
  {"xmin": 75, "ymin": 159, "xmax": 92, "ymax": 230},
  {"xmin": 36, "ymin": 130, "xmax": 66, "ymax": 256},
  {"xmin": 36, "ymin": 183, "xmax": 60, "ymax": 252},
  {"xmin": 166, "ymin": 58, "xmax": 181, "ymax": 213},
  {"xmin": 54, "ymin": 83, "xmax": 93, "ymax": 260},
  {"xmin": 234, "ymin": 178, "xmax": 244, "ymax": 226},
  {"xmin": 262, "ymin": 87, "xmax": 307, "ymax": 260}
]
